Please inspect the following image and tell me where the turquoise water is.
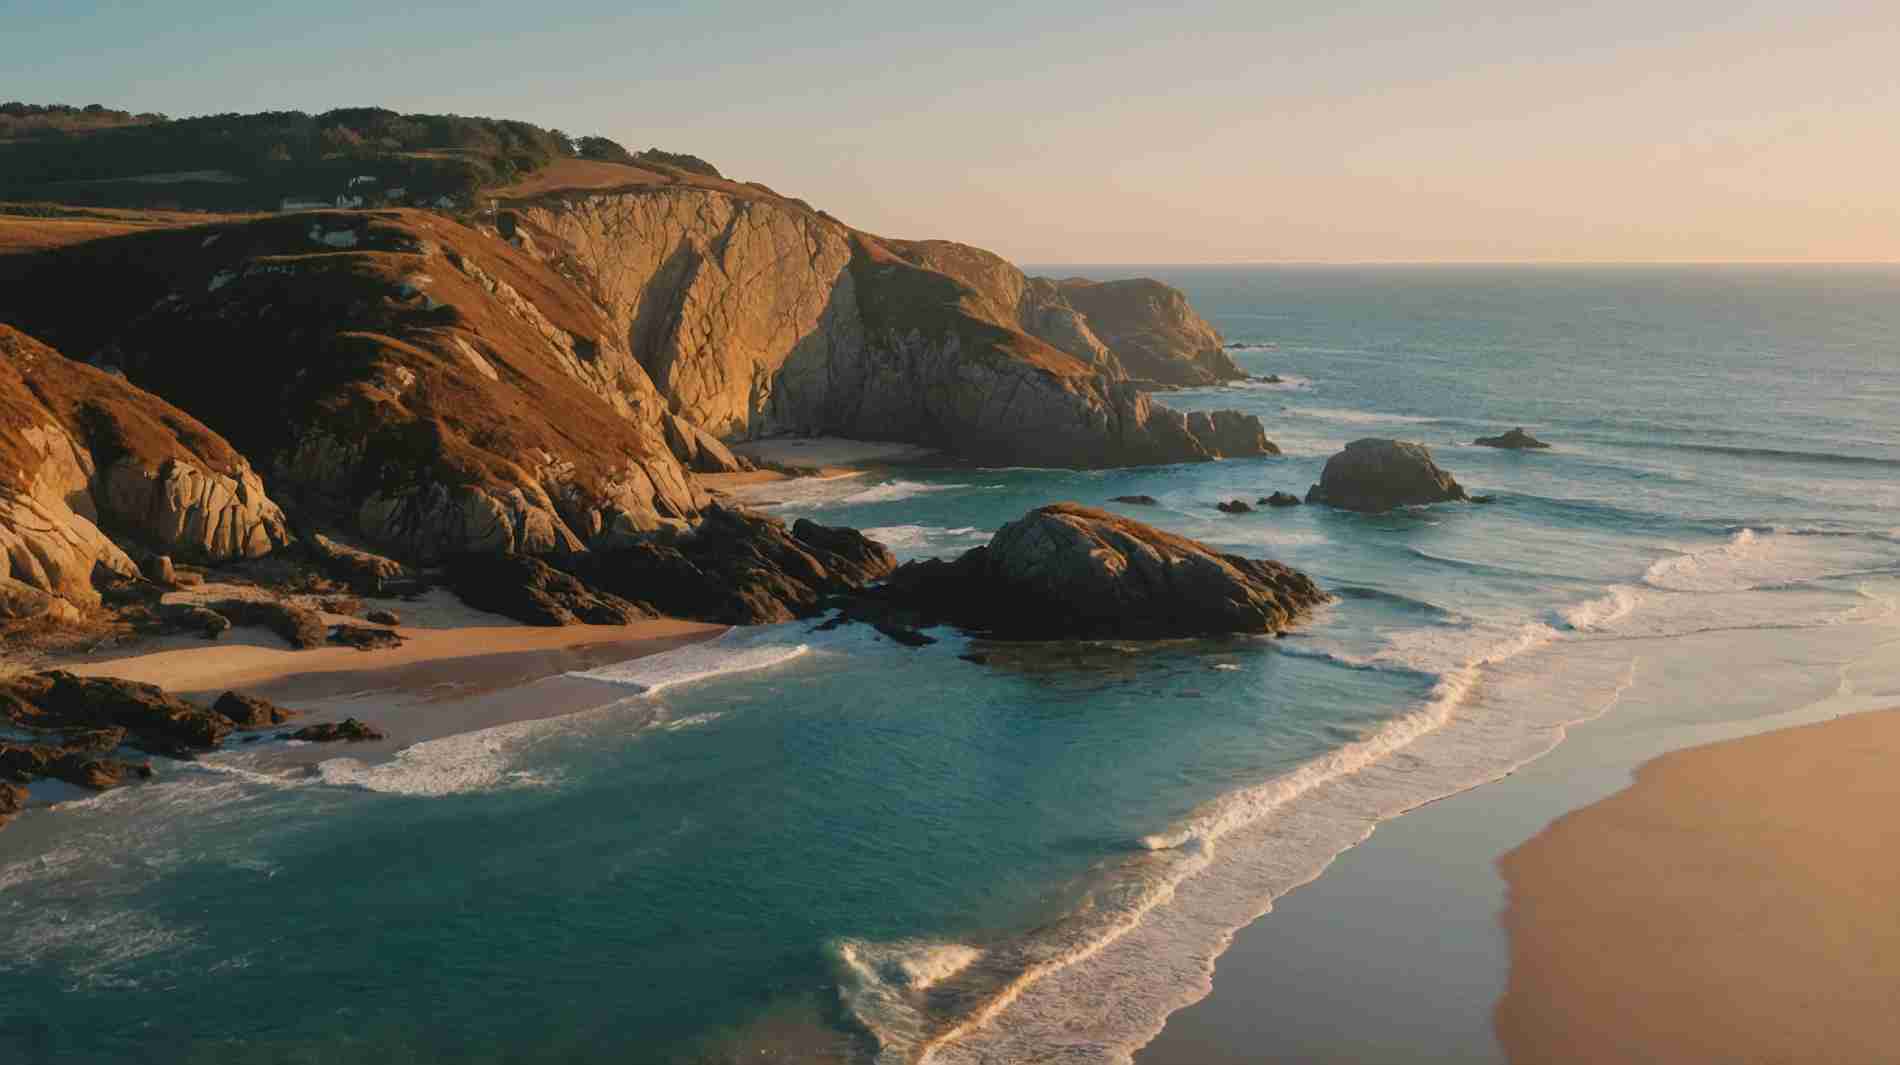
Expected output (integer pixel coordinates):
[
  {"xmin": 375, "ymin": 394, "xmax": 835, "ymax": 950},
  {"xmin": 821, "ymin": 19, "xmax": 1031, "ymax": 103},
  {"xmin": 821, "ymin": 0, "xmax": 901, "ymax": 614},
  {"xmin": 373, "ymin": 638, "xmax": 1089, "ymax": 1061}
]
[{"xmin": 4, "ymin": 267, "xmax": 1898, "ymax": 1064}]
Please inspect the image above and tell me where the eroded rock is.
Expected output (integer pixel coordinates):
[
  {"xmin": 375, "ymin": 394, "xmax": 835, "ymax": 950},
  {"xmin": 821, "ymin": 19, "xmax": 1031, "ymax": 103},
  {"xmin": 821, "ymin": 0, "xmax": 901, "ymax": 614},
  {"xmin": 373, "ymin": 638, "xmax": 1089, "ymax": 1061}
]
[
  {"xmin": 212, "ymin": 691, "xmax": 300, "ymax": 728},
  {"xmin": 861, "ymin": 503, "xmax": 1325, "ymax": 639},
  {"xmin": 1306, "ymin": 439, "xmax": 1469, "ymax": 513}
]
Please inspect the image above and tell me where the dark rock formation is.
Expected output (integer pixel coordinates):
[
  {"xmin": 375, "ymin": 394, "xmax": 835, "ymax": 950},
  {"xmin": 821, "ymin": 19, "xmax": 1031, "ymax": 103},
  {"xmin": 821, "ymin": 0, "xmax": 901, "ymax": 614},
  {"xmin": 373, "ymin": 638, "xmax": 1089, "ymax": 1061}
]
[
  {"xmin": 212, "ymin": 691, "xmax": 300, "ymax": 728},
  {"xmin": 159, "ymin": 602, "xmax": 232, "ymax": 638},
  {"xmin": 143, "ymin": 554, "xmax": 177, "ymax": 586},
  {"xmin": 306, "ymin": 532, "xmax": 413, "ymax": 594},
  {"xmin": 444, "ymin": 553, "xmax": 652, "ymax": 626},
  {"xmin": 859, "ymin": 503, "xmax": 1325, "ymax": 640},
  {"xmin": 566, "ymin": 506, "xmax": 897, "ymax": 625},
  {"xmin": 1109, "ymin": 495, "xmax": 1159, "ymax": 506},
  {"xmin": 1216, "ymin": 500, "xmax": 1254, "ymax": 514},
  {"xmin": 1474, "ymin": 427, "xmax": 1551, "ymax": 450},
  {"xmin": 365, "ymin": 608, "xmax": 401, "ymax": 625},
  {"xmin": 288, "ymin": 718, "xmax": 384, "ymax": 742},
  {"xmin": 208, "ymin": 597, "xmax": 327, "ymax": 649},
  {"xmin": 1, "ymin": 739, "xmax": 153, "ymax": 791},
  {"xmin": 2, "ymin": 671, "xmax": 233, "ymax": 755},
  {"xmin": 1306, "ymin": 439, "xmax": 1469, "ymax": 513},
  {"xmin": 1260, "ymin": 492, "xmax": 1302, "ymax": 508},
  {"xmin": 1187, "ymin": 410, "xmax": 1277, "ymax": 457},
  {"xmin": 328, "ymin": 623, "xmax": 405, "ymax": 650}
]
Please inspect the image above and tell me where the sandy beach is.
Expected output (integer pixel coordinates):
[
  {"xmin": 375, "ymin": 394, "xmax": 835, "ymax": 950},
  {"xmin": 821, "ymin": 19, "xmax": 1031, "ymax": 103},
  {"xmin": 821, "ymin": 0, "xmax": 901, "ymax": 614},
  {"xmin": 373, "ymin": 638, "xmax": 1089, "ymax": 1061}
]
[{"xmin": 1496, "ymin": 708, "xmax": 1900, "ymax": 1065}]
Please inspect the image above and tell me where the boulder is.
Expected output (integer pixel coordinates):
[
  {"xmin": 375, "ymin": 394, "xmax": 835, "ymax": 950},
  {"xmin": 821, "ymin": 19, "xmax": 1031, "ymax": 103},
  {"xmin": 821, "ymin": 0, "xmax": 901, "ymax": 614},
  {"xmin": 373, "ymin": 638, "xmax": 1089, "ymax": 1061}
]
[
  {"xmin": 208, "ymin": 597, "xmax": 326, "ymax": 649},
  {"xmin": 863, "ymin": 503, "xmax": 1326, "ymax": 639},
  {"xmin": 661, "ymin": 412, "xmax": 753, "ymax": 474},
  {"xmin": 1260, "ymin": 492, "xmax": 1302, "ymax": 508},
  {"xmin": 306, "ymin": 532, "xmax": 413, "ymax": 594},
  {"xmin": 159, "ymin": 602, "xmax": 232, "ymax": 639},
  {"xmin": 328, "ymin": 624, "xmax": 405, "ymax": 650},
  {"xmin": 288, "ymin": 718, "xmax": 384, "ymax": 743},
  {"xmin": 0, "ymin": 575, "xmax": 82, "ymax": 623},
  {"xmin": 212, "ymin": 691, "xmax": 300, "ymax": 728},
  {"xmin": 1187, "ymin": 410, "xmax": 1278, "ymax": 458},
  {"xmin": 1109, "ymin": 495, "xmax": 1159, "ymax": 506},
  {"xmin": 1305, "ymin": 438, "xmax": 1468, "ymax": 513},
  {"xmin": 1, "ymin": 671, "xmax": 232, "ymax": 756},
  {"xmin": 443, "ymin": 553, "xmax": 652, "ymax": 627},
  {"xmin": 142, "ymin": 555, "xmax": 177, "ymax": 586},
  {"xmin": 365, "ymin": 608, "xmax": 401, "ymax": 625},
  {"xmin": 1216, "ymin": 500, "xmax": 1254, "ymax": 514},
  {"xmin": 1474, "ymin": 427, "xmax": 1551, "ymax": 450}
]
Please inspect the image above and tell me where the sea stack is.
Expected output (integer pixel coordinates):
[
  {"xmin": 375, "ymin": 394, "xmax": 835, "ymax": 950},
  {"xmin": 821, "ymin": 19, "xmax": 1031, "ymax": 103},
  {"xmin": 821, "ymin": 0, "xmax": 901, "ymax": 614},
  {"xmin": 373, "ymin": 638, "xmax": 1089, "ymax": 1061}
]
[{"xmin": 1306, "ymin": 438, "xmax": 1469, "ymax": 512}]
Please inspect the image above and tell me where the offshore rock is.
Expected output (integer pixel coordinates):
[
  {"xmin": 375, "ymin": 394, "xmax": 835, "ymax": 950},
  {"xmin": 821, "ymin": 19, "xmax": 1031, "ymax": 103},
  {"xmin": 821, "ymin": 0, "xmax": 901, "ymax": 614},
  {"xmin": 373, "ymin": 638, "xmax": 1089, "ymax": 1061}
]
[
  {"xmin": 1306, "ymin": 438, "xmax": 1469, "ymax": 512},
  {"xmin": 865, "ymin": 503, "xmax": 1325, "ymax": 639},
  {"xmin": 212, "ymin": 691, "xmax": 301, "ymax": 728},
  {"xmin": 1474, "ymin": 427, "xmax": 1551, "ymax": 450}
]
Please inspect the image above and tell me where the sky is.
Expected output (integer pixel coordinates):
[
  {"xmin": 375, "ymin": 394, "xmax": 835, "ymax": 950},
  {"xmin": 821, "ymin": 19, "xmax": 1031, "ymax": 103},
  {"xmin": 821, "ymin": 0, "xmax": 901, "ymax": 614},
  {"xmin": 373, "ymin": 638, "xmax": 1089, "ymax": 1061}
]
[{"xmin": 5, "ymin": 0, "xmax": 1898, "ymax": 263}]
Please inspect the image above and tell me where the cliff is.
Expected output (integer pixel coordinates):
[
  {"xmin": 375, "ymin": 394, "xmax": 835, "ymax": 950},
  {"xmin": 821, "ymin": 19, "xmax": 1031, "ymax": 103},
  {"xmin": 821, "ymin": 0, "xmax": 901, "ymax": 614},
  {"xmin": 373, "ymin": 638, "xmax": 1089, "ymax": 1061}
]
[
  {"xmin": 0, "ymin": 148, "xmax": 1272, "ymax": 584},
  {"xmin": 2, "ymin": 210, "xmax": 702, "ymax": 563},
  {"xmin": 500, "ymin": 176, "xmax": 1262, "ymax": 464},
  {"xmin": 0, "ymin": 323, "xmax": 291, "ymax": 617}
]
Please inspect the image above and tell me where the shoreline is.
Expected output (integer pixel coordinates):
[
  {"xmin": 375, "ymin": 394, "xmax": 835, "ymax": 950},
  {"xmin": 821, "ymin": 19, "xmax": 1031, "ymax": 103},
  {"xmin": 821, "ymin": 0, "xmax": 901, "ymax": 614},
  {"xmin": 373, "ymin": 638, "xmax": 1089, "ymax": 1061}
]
[
  {"xmin": 1497, "ymin": 706, "xmax": 1900, "ymax": 1064},
  {"xmin": 1134, "ymin": 611, "xmax": 1900, "ymax": 1065}
]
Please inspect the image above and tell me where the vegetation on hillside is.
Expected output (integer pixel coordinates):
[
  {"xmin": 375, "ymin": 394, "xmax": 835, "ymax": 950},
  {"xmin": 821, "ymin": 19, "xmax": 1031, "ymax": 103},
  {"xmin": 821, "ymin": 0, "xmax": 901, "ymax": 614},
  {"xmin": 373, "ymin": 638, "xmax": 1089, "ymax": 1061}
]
[{"xmin": 0, "ymin": 105, "xmax": 721, "ymax": 211}]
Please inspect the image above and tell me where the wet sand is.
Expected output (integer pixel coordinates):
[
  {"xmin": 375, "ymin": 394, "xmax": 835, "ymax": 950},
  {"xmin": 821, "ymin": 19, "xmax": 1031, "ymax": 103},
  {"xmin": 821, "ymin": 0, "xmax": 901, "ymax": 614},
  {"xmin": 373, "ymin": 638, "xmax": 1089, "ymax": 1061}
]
[{"xmin": 1496, "ymin": 707, "xmax": 1900, "ymax": 1065}]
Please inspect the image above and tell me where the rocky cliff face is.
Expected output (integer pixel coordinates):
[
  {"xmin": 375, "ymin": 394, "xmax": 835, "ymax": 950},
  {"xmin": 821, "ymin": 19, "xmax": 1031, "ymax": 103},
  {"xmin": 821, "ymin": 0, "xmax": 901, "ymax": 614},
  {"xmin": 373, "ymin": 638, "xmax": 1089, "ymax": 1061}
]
[
  {"xmin": 0, "ymin": 324, "xmax": 292, "ymax": 617},
  {"xmin": 3, "ymin": 211, "xmax": 704, "ymax": 562},
  {"xmin": 1, "ymin": 159, "xmax": 1271, "ymax": 579},
  {"xmin": 505, "ymin": 183, "xmax": 1265, "ymax": 465}
]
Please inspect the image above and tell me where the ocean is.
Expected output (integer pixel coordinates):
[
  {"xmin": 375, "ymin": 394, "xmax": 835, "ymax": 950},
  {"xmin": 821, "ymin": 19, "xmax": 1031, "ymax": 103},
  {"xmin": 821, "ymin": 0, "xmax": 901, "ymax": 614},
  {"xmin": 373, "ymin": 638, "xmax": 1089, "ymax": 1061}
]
[{"xmin": 4, "ymin": 265, "xmax": 1898, "ymax": 1064}]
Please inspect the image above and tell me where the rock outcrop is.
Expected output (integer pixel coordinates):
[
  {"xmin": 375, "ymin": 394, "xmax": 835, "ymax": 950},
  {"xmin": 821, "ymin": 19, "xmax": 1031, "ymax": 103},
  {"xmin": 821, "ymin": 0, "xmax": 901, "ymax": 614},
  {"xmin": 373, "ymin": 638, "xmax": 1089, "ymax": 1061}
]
[
  {"xmin": 287, "ymin": 718, "xmax": 384, "ymax": 742},
  {"xmin": 443, "ymin": 553, "xmax": 652, "ymax": 626},
  {"xmin": 2, "ymin": 671, "xmax": 234, "ymax": 756},
  {"xmin": 1306, "ymin": 438, "xmax": 1469, "ymax": 512},
  {"xmin": 563, "ymin": 505, "xmax": 896, "ymax": 625},
  {"xmin": 860, "ymin": 503, "xmax": 1325, "ymax": 639},
  {"xmin": 0, "ymin": 324, "xmax": 292, "ymax": 614},
  {"xmin": 1039, "ymin": 277, "xmax": 1243, "ymax": 385},
  {"xmin": 1474, "ymin": 427, "xmax": 1551, "ymax": 450},
  {"xmin": 1260, "ymin": 491, "xmax": 1302, "ymax": 507},
  {"xmin": 212, "ymin": 690, "xmax": 300, "ymax": 728},
  {"xmin": 505, "ymin": 187, "xmax": 1269, "ymax": 467}
]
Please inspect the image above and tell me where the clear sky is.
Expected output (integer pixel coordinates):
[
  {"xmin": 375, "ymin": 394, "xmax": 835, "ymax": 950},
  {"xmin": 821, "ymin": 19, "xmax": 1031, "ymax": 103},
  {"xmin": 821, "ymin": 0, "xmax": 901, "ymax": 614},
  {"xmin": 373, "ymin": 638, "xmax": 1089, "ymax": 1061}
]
[{"xmin": 5, "ymin": 0, "xmax": 1897, "ymax": 263}]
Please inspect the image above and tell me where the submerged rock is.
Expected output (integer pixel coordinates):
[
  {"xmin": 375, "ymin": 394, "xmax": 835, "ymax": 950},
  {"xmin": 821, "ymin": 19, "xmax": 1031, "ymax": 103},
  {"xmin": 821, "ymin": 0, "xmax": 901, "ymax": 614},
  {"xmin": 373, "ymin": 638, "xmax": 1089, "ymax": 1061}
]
[
  {"xmin": 1110, "ymin": 495, "xmax": 1159, "ymax": 506},
  {"xmin": 1306, "ymin": 438, "xmax": 1469, "ymax": 513},
  {"xmin": 1260, "ymin": 492, "xmax": 1302, "ymax": 508},
  {"xmin": 863, "ymin": 503, "xmax": 1325, "ymax": 639},
  {"xmin": 1473, "ymin": 427, "xmax": 1550, "ymax": 450},
  {"xmin": 1216, "ymin": 500, "xmax": 1254, "ymax": 514}
]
